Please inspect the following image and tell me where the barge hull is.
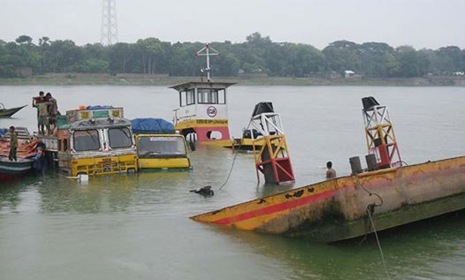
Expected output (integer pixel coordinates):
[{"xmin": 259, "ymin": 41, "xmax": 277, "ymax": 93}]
[{"xmin": 191, "ymin": 156, "xmax": 465, "ymax": 242}]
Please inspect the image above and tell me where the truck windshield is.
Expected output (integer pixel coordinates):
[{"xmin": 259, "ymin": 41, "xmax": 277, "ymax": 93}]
[
  {"xmin": 108, "ymin": 127, "xmax": 133, "ymax": 149},
  {"xmin": 138, "ymin": 136, "xmax": 186, "ymax": 157},
  {"xmin": 73, "ymin": 129, "xmax": 100, "ymax": 151}
]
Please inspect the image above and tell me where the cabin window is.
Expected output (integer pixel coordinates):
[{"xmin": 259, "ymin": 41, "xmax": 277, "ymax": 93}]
[
  {"xmin": 218, "ymin": 89, "xmax": 226, "ymax": 104},
  {"xmin": 180, "ymin": 89, "xmax": 195, "ymax": 106},
  {"xmin": 138, "ymin": 136, "xmax": 186, "ymax": 158},
  {"xmin": 198, "ymin": 88, "xmax": 225, "ymax": 104},
  {"xmin": 180, "ymin": 91, "xmax": 186, "ymax": 107},
  {"xmin": 186, "ymin": 89, "xmax": 195, "ymax": 105},
  {"xmin": 73, "ymin": 130, "xmax": 100, "ymax": 152},
  {"xmin": 108, "ymin": 127, "xmax": 133, "ymax": 149}
]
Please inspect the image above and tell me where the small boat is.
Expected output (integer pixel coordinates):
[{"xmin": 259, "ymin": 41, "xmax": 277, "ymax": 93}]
[
  {"xmin": 0, "ymin": 103, "xmax": 27, "ymax": 118},
  {"xmin": 0, "ymin": 157, "xmax": 33, "ymax": 181},
  {"xmin": 0, "ymin": 127, "xmax": 38, "ymax": 181}
]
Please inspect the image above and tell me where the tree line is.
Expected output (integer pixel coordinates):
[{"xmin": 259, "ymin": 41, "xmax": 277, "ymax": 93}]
[{"xmin": 1, "ymin": 32, "xmax": 464, "ymax": 78}]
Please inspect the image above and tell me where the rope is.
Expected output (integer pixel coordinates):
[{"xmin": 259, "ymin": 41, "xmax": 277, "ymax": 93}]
[
  {"xmin": 366, "ymin": 205, "xmax": 391, "ymax": 280},
  {"xmin": 218, "ymin": 120, "xmax": 253, "ymax": 191},
  {"xmin": 356, "ymin": 176, "xmax": 383, "ymax": 207},
  {"xmin": 355, "ymin": 175, "xmax": 390, "ymax": 279}
]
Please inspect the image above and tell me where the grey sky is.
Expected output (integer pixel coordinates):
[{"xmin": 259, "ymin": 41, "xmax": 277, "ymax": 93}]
[{"xmin": 1, "ymin": 0, "xmax": 464, "ymax": 49}]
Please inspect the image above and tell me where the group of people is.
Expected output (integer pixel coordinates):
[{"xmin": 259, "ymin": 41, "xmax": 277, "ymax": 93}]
[{"xmin": 33, "ymin": 91, "xmax": 59, "ymax": 135}]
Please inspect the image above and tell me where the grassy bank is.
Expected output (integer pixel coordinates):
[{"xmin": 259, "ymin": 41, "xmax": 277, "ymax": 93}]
[{"xmin": 1, "ymin": 75, "xmax": 464, "ymax": 86}]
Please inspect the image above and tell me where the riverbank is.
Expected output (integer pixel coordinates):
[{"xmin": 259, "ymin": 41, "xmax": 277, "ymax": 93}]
[{"xmin": 1, "ymin": 75, "xmax": 465, "ymax": 86}]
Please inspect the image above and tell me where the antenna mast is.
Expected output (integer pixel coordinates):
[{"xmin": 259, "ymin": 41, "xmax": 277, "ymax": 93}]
[
  {"xmin": 196, "ymin": 44, "xmax": 219, "ymax": 82},
  {"xmin": 100, "ymin": 0, "xmax": 118, "ymax": 46}
]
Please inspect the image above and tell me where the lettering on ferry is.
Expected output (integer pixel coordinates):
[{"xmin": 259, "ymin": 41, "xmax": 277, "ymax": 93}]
[{"xmin": 197, "ymin": 120, "xmax": 228, "ymax": 125}]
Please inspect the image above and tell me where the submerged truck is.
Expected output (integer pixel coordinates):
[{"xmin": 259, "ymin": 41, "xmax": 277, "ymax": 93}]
[
  {"xmin": 54, "ymin": 106, "xmax": 138, "ymax": 176},
  {"xmin": 131, "ymin": 118, "xmax": 191, "ymax": 171}
]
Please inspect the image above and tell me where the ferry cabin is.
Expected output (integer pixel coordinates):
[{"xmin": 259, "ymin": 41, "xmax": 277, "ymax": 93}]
[
  {"xmin": 171, "ymin": 81, "xmax": 235, "ymax": 145},
  {"xmin": 56, "ymin": 107, "xmax": 137, "ymax": 176}
]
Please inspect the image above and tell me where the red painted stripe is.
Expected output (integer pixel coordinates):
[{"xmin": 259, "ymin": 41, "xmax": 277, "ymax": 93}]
[{"xmin": 212, "ymin": 189, "xmax": 336, "ymax": 225}]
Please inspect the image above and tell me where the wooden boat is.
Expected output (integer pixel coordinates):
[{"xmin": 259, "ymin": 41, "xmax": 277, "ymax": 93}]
[
  {"xmin": 191, "ymin": 156, "xmax": 465, "ymax": 242},
  {"xmin": 0, "ymin": 156, "xmax": 33, "ymax": 181},
  {"xmin": 0, "ymin": 127, "xmax": 37, "ymax": 181},
  {"xmin": 0, "ymin": 103, "xmax": 27, "ymax": 118}
]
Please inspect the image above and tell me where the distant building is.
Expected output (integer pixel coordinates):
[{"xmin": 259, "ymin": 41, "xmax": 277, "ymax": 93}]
[
  {"xmin": 15, "ymin": 67, "xmax": 33, "ymax": 78},
  {"xmin": 344, "ymin": 70, "xmax": 363, "ymax": 79},
  {"xmin": 344, "ymin": 70, "xmax": 355, "ymax": 78}
]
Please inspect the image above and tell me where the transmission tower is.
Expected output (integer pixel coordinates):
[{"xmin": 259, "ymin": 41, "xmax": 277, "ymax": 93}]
[{"xmin": 100, "ymin": 0, "xmax": 118, "ymax": 45}]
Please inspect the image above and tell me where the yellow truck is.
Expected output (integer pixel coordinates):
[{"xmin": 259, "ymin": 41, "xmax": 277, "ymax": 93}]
[
  {"xmin": 55, "ymin": 106, "xmax": 138, "ymax": 176},
  {"xmin": 131, "ymin": 118, "xmax": 191, "ymax": 171}
]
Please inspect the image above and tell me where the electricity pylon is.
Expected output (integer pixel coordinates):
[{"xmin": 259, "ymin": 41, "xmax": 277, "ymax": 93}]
[{"xmin": 100, "ymin": 0, "xmax": 118, "ymax": 45}]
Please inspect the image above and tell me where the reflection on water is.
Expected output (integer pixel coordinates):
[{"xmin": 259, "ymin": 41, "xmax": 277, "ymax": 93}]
[
  {"xmin": 1, "ymin": 86, "xmax": 465, "ymax": 280},
  {"xmin": 216, "ymin": 212, "xmax": 465, "ymax": 280}
]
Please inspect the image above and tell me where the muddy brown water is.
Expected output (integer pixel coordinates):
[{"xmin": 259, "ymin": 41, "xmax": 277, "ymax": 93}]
[{"xmin": 1, "ymin": 85, "xmax": 465, "ymax": 280}]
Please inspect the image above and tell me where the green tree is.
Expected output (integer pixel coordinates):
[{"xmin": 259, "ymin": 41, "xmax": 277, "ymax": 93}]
[
  {"xmin": 323, "ymin": 40, "xmax": 361, "ymax": 74},
  {"xmin": 395, "ymin": 46, "xmax": 429, "ymax": 77},
  {"xmin": 15, "ymin": 35, "xmax": 33, "ymax": 45}
]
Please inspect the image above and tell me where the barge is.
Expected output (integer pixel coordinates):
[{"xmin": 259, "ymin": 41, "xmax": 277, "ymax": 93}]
[
  {"xmin": 192, "ymin": 156, "xmax": 465, "ymax": 242},
  {"xmin": 191, "ymin": 97, "xmax": 465, "ymax": 242}
]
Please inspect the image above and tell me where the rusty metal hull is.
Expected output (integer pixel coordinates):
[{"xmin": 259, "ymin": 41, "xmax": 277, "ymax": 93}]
[{"xmin": 191, "ymin": 156, "xmax": 465, "ymax": 242}]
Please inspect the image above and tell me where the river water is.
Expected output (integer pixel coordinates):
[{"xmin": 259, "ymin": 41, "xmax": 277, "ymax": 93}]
[{"xmin": 1, "ymin": 85, "xmax": 465, "ymax": 280}]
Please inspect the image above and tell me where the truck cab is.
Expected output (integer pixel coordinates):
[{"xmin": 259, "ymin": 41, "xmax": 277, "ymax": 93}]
[
  {"xmin": 131, "ymin": 118, "xmax": 191, "ymax": 171},
  {"xmin": 57, "ymin": 106, "xmax": 138, "ymax": 176}
]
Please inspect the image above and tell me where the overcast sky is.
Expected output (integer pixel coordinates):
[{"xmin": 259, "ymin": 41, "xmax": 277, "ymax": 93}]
[{"xmin": 0, "ymin": 0, "xmax": 464, "ymax": 49}]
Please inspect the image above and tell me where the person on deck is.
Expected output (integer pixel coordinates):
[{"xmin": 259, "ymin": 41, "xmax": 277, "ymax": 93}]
[
  {"xmin": 32, "ymin": 91, "xmax": 46, "ymax": 133},
  {"xmin": 8, "ymin": 126, "xmax": 18, "ymax": 162},
  {"xmin": 46, "ymin": 92, "xmax": 58, "ymax": 135},
  {"xmin": 33, "ymin": 97, "xmax": 49, "ymax": 135},
  {"xmin": 326, "ymin": 161, "xmax": 337, "ymax": 179}
]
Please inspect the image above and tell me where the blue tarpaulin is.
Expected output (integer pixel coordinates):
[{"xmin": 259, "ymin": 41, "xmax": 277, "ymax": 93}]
[
  {"xmin": 0, "ymin": 128, "xmax": 7, "ymax": 137},
  {"xmin": 131, "ymin": 118, "xmax": 175, "ymax": 134},
  {"xmin": 86, "ymin": 105, "xmax": 114, "ymax": 110}
]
